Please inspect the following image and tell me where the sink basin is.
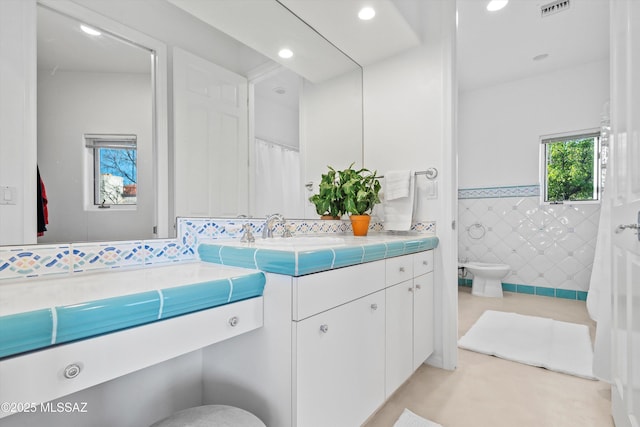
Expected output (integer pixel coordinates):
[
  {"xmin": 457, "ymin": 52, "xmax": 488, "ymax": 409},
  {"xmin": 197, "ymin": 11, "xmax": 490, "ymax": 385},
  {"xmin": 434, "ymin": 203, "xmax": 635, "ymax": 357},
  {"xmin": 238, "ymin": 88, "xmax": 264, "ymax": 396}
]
[{"xmin": 252, "ymin": 236, "xmax": 346, "ymax": 249}]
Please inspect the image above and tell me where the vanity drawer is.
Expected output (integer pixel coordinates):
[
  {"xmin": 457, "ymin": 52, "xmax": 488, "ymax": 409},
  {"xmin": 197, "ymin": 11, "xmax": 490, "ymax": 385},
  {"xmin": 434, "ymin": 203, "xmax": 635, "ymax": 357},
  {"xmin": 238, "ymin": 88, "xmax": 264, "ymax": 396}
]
[
  {"xmin": 414, "ymin": 250, "xmax": 434, "ymax": 276},
  {"xmin": 0, "ymin": 297, "xmax": 263, "ymax": 414},
  {"xmin": 293, "ymin": 260, "xmax": 385, "ymax": 321},
  {"xmin": 385, "ymin": 254, "xmax": 413, "ymax": 286}
]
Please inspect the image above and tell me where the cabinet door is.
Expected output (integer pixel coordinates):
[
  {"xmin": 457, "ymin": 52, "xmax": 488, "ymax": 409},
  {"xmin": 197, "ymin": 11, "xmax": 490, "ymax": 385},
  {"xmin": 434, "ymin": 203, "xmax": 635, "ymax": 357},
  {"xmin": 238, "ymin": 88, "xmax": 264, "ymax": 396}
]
[
  {"xmin": 413, "ymin": 272, "xmax": 434, "ymax": 370},
  {"xmin": 295, "ymin": 291, "xmax": 385, "ymax": 427},
  {"xmin": 385, "ymin": 279, "xmax": 414, "ymax": 398}
]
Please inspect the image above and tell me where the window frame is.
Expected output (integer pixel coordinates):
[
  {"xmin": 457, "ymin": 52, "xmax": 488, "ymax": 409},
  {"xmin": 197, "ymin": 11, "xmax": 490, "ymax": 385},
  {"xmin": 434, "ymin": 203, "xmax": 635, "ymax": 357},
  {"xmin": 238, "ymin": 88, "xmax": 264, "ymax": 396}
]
[
  {"xmin": 539, "ymin": 129, "xmax": 602, "ymax": 205},
  {"xmin": 84, "ymin": 134, "xmax": 138, "ymax": 209}
]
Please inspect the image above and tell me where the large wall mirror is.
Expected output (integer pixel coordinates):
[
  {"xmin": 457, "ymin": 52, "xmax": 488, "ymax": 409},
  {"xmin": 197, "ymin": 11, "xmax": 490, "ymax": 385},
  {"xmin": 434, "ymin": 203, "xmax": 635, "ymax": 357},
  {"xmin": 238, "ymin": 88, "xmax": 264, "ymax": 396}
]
[
  {"xmin": 29, "ymin": 0, "xmax": 362, "ymax": 245},
  {"xmin": 37, "ymin": 4, "xmax": 158, "ymax": 243}
]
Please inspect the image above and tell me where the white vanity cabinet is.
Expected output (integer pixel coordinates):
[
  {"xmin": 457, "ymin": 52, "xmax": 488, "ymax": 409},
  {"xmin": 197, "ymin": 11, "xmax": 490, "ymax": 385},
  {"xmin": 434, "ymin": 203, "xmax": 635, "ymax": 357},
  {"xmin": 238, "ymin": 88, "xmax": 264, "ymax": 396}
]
[
  {"xmin": 385, "ymin": 251, "xmax": 434, "ymax": 397},
  {"xmin": 295, "ymin": 290, "xmax": 385, "ymax": 427},
  {"xmin": 293, "ymin": 260, "xmax": 386, "ymax": 427},
  {"xmin": 201, "ymin": 249, "xmax": 435, "ymax": 427}
]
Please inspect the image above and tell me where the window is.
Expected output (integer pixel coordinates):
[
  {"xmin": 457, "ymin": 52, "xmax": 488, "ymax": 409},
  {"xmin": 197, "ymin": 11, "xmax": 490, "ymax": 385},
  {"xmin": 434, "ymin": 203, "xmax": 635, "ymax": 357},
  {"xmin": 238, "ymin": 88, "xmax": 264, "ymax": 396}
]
[
  {"xmin": 85, "ymin": 134, "xmax": 137, "ymax": 206},
  {"xmin": 541, "ymin": 131, "xmax": 600, "ymax": 203}
]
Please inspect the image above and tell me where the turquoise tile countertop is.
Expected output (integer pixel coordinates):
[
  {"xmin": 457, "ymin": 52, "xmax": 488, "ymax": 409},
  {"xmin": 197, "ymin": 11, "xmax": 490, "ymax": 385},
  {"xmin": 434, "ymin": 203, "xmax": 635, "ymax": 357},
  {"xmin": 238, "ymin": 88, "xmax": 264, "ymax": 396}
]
[
  {"xmin": 0, "ymin": 263, "xmax": 265, "ymax": 359},
  {"xmin": 198, "ymin": 232, "xmax": 439, "ymax": 276}
]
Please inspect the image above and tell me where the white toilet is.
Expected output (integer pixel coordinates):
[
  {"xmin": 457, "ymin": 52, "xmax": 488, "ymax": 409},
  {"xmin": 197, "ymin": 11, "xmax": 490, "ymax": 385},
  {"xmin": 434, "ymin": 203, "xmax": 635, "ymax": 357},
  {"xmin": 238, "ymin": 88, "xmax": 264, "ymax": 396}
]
[{"xmin": 462, "ymin": 262, "xmax": 510, "ymax": 298}]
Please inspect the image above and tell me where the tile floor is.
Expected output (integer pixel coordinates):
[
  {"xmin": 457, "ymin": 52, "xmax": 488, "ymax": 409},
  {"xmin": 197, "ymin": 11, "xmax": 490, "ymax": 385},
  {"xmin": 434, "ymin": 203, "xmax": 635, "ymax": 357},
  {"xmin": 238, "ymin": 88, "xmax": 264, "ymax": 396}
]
[{"xmin": 363, "ymin": 287, "xmax": 613, "ymax": 427}]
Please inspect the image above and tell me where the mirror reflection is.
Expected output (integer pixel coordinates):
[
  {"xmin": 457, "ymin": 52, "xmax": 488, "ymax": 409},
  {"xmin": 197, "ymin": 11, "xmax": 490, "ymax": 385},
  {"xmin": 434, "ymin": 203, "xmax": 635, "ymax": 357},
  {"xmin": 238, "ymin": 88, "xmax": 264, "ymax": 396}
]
[
  {"xmin": 253, "ymin": 67, "xmax": 304, "ymax": 218},
  {"xmin": 37, "ymin": 5, "xmax": 155, "ymax": 243},
  {"xmin": 30, "ymin": 0, "xmax": 363, "ymax": 245}
]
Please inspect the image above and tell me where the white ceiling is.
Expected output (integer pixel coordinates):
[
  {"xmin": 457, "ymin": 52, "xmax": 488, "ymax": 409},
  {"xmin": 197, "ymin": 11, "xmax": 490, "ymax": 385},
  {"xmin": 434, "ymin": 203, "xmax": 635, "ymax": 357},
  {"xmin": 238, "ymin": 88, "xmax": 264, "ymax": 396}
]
[
  {"xmin": 167, "ymin": 0, "xmax": 360, "ymax": 83},
  {"xmin": 254, "ymin": 68, "xmax": 301, "ymax": 111},
  {"xmin": 278, "ymin": 0, "xmax": 421, "ymax": 66},
  {"xmin": 456, "ymin": 0, "xmax": 610, "ymax": 92},
  {"xmin": 37, "ymin": 5, "xmax": 151, "ymax": 75},
  {"xmin": 38, "ymin": 0, "xmax": 609, "ymax": 96}
]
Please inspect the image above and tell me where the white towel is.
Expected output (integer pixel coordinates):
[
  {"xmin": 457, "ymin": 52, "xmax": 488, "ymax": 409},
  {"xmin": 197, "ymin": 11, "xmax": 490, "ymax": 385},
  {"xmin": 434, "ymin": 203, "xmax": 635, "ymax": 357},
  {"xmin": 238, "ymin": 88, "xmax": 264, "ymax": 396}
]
[
  {"xmin": 394, "ymin": 409, "xmax": 442, "ymax": 427},
  {"xmin": 384, "ymin": 170, "xmax": 411, "ymax": 200},
  {"xmin": 383, "ymin": 171, "xmax": 415, "ymax": 231}
]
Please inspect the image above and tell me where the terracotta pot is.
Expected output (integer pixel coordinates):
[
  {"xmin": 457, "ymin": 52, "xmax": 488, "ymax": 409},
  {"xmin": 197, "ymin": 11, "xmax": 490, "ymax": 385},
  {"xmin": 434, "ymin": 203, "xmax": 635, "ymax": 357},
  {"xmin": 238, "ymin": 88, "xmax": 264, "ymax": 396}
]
[
  {"xmin": 320, "ymin": 215, "xmax": 341, "ymax": 220},
  {"xmin": 350, "ymin": 214, "xmax": 371, "ymax": 236}
]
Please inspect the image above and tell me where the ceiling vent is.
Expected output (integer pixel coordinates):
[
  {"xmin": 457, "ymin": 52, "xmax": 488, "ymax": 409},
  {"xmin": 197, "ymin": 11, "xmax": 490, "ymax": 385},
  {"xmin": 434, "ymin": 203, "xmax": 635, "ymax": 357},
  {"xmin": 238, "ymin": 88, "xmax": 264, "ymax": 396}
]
[{"xmin": 541, "ymin": 0, "xmax": 570, "ymax": 17}]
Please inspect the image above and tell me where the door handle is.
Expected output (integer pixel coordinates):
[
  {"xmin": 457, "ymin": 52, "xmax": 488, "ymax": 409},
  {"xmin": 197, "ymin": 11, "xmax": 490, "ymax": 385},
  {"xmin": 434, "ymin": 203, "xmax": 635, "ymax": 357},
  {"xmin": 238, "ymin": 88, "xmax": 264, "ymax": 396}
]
[
  {"xmin": 615, "ymin": 224, "xmax": 639, "ymax": 232},
  {"xmin": 615, "ymin": 211, "xmax": 640, "ymax": 241}
]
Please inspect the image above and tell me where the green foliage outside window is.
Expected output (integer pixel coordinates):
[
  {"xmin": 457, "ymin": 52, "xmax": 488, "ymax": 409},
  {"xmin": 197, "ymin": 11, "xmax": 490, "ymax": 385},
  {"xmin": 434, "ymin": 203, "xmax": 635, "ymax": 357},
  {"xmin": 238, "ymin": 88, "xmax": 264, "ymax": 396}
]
[{"xmin": 545, "ymin": 136, "xmax": 597, "ymax": 202}]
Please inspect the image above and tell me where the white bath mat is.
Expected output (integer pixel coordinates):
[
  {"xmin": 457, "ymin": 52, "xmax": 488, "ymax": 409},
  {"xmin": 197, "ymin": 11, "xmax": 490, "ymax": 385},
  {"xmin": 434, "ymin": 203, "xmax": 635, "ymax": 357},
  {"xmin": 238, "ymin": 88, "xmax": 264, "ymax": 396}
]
[
  {"xmin": 458, "ymin": 310, "xmax": 596, "ymax": 379},
  {"xmin": 393, "ymin": 408, "xmax": 442, "ymax": 427}
]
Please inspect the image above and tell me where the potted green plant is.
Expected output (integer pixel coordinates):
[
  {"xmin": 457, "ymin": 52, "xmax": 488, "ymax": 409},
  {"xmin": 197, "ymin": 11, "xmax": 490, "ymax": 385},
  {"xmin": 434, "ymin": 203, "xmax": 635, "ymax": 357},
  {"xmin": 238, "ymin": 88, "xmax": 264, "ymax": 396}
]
[
  {"xmin": 339, "ymin": 163, "xmax": 381, "ymax": 236},
  {"xmin": 308, "ymin": 166, "xmax": 344, "ymax": 219}
]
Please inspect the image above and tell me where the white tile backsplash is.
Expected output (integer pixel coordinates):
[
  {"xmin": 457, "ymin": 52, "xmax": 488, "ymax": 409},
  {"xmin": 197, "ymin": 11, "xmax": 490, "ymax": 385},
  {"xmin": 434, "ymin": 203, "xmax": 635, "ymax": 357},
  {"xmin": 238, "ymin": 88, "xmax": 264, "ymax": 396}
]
[{"xmin": 459, "ymin": 188, "xmax": 600, "ymax": 293}]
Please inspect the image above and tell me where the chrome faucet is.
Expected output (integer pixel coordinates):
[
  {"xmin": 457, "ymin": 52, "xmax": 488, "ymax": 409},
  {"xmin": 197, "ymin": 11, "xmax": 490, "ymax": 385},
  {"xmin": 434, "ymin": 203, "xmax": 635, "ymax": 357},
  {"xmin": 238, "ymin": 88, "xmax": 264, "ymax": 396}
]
[
  {"xmin": 240, "ymin": 223, "xmax": 255, "ymax": 243},
  {"xmin": 262, "ymin": 213, "xmax": 285, "ymax": 238}
]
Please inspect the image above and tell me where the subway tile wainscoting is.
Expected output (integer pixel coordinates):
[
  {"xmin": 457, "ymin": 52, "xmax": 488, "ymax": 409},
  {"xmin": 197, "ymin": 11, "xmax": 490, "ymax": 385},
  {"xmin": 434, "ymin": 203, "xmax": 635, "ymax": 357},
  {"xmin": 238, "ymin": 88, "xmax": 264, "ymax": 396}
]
[{"xmin": 458, "ymin": 185, "xmax": 600, "ymax": 300}]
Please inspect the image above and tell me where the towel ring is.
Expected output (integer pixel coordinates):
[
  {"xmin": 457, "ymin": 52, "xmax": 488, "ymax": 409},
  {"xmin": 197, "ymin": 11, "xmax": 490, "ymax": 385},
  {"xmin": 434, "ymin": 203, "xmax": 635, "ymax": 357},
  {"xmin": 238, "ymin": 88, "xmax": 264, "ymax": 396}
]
[{"xmin": 467, "ymin": 222, "xmax": 486, "ymax": 239}]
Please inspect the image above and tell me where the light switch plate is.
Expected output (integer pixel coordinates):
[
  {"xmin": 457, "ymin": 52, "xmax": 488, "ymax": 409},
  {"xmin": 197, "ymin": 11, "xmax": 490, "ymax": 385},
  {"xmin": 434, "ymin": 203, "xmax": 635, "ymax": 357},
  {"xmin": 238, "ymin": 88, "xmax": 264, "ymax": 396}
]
[
  {"xmin": 0, "ymin": 186, "xmax": 17, "ymax": 205},
  {"xmin": 425, "ymin": 181, "xmax": 438, "ymax": 199}
]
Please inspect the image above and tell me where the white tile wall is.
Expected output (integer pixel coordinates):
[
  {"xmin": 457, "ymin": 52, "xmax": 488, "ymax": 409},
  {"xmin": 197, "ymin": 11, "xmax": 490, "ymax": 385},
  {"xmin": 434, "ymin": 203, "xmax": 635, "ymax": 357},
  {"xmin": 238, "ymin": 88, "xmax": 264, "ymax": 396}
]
[{"xmin": 458, "ymin": 195, "xmax": 600, "ymax": 292}]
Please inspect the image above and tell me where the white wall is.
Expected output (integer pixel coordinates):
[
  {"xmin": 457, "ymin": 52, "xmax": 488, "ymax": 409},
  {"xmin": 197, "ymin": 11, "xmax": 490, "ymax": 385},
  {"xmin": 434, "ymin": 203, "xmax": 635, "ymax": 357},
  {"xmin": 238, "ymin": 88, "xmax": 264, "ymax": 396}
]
[
  {"xmin": 363, "ymin": 0, "xmax": 458, "ymax": 370},
  {"xmin": 37, "ymin": 71, "xmax": 153, "ymax": 243},
  {"xmin": 459, "ymin": 60, "xmax": 609, "ymax": 189},
  {"xmin": 301, "ymin": 70, "xmax": 363, "ymax": 182},
  {"xmin": 254, "ymin": 92, "xmax": 299, "ymax": 150},
  {"xmin": 0, "ymin": 0, "xmax": 37, "ymax": 246},
  {"xmin": 364, "ymin": 46, "xmax": 443, "ymax": 222},
  {"xmin": 301, "ymin": 69, "xmax": 363, "ymax": 218}
]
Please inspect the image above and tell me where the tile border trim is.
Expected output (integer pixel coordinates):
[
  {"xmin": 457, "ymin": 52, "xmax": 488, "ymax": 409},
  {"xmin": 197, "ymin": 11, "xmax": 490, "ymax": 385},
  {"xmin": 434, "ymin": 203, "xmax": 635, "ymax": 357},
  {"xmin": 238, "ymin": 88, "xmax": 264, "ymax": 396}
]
[
  {"xmin": 458, "ymin": 184, "xmax": 540, "ymax": 199},
  {"xmin": 458, "ymin": 278, "xmax": 588, "ymax": 301},
  {"xmin": 0, "ymin": 217, "xmax": 436, "ymax": 283}
]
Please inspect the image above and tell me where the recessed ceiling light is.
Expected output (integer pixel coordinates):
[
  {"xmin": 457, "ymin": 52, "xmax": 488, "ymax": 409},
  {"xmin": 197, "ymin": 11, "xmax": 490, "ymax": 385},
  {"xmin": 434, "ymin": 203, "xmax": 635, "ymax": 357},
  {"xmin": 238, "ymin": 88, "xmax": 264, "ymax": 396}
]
[
  {"xmin": 278, "ymin": 48, "xmax": 294, "ymax": 59},
  {"xmin": 358, "ymin": 7, "xmax": 376, "ymax": 20},
  {"xmin": 533, "ymin": 53, "xmax": 549, "ymax": 61},
  {"xmin": 80, "ymin": 24, "xmax": 101, "ymax": 36},
  {"xmin": 486, "ymin": 0, "xmax": 508, "ymax": 12}
]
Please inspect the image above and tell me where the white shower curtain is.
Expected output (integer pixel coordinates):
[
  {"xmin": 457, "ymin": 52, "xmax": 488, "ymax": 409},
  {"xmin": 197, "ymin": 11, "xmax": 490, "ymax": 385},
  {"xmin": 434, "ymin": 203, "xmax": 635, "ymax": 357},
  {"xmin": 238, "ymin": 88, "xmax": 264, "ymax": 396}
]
[
  {"xmin": 587, "ymin": 193, "xmax": 612, "ymax": 381},
  {"xmin": 586, "ymin": 105, "xmax": 611, "ymax": 382},
  {"xmin": 254, "ymin": 138, "xmax": 304, "ymax": 218}
]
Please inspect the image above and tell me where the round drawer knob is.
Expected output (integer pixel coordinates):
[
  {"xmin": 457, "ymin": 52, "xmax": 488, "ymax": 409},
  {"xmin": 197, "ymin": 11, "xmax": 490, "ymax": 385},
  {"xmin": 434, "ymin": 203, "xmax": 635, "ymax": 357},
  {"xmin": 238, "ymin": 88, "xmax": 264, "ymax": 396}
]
[
  {"xmin": 408, "ymin": 287, "xmax": 413, "ymax": 292},
  {"xmin": 320, "ymin": 324, "xmax": 329, "ymax": 333},
  {"xmin": 371, "ymin": 303, "xmax": 378, "ymax": 310},
  {"xmin": 228, "ymin": 316, "xmax": 239, "ymax": 327},
  {"xmin": 423, "ymin": 260, "xmax": 429, "ymax": 266},
  {"xmin": 416, "ymin": 284, "xmax": 422, "ymax": 290},
  {"xmin": 63, "ymin": 363, "xmax": 81, "ymax": 379},
  {"xmin": 399, "ymin": 267, "xmax": 405, "ymax": 272}
]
